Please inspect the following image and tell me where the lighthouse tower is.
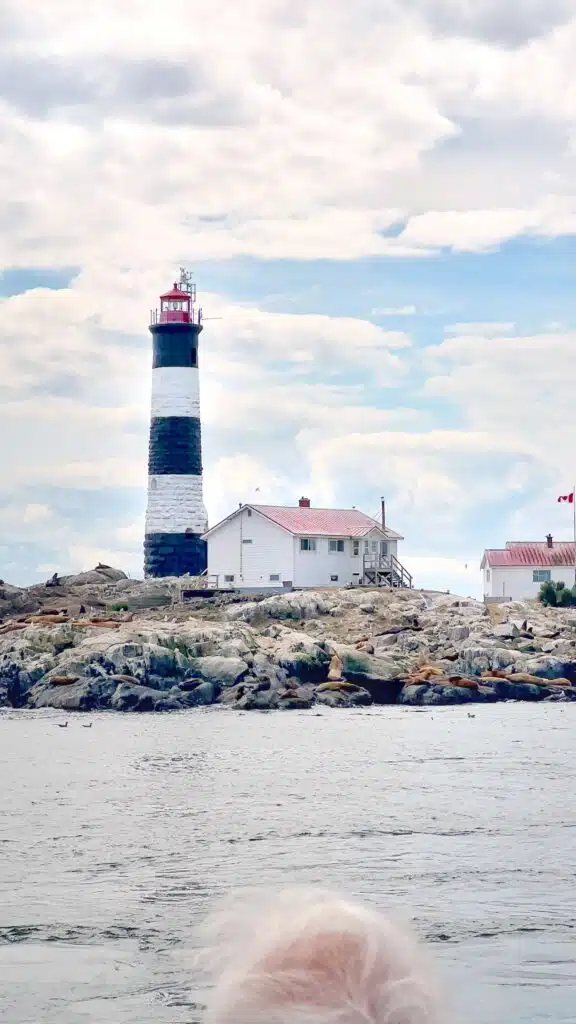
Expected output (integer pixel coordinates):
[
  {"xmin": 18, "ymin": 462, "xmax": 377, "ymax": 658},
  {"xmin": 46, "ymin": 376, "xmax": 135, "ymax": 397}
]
[{"xmin": 144, "ymin": 269, "xmax": 208, "ymax": 578}]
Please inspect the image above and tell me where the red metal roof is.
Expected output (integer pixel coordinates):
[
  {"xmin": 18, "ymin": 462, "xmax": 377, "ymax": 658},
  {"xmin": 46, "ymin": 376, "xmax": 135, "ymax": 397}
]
[
  {"xmin": 160, "ymin": 284, "xmax": 191, "ymax": 300},
  {"xmin": 483, "ymin": 543, "xmax": 576, "ymax": 567},
  {"xmin": 251, "ymin": 505, "xmax": 402, "ymax": 539}
]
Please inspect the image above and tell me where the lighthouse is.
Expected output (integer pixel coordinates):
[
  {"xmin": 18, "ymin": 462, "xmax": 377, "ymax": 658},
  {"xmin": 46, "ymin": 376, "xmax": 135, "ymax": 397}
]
[{"xmin": 144, "ymin": 269, "xmax": 208, "ymax": 578}]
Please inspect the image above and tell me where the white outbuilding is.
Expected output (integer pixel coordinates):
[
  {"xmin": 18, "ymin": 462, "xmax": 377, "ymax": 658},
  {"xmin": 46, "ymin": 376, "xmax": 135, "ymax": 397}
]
[
  {"xmin": 481, "ymin": 535, "xmax": 576, "ymax": 601},
  {"xmin": 203, "ymin": 497, "xmax": 412, "ymax": 590}
]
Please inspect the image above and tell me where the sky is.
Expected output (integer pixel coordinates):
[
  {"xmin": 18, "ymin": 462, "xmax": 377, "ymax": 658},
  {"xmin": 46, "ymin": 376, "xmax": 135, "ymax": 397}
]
[{"xmin": 2, "ymin": 0, "xmax": 576, "ymax": 597}]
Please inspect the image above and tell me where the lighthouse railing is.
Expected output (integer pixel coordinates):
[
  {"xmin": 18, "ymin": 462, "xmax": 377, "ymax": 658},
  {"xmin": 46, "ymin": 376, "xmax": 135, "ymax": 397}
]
[{"xmin": 150, "ymin": 307, "xmax": 202, "ymax": 326}]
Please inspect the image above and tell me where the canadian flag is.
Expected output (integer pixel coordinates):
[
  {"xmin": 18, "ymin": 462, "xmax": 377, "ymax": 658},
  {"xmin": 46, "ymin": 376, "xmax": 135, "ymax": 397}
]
[{"xmin": 558, "ymin": 492, "xmax": 574, "ymax": 503}]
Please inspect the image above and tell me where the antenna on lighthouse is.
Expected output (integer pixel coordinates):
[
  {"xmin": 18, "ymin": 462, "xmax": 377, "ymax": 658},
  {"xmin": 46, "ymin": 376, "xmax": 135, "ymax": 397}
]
[
  {"xmin": 178, "ymin": 267, "xmax": 196, "ymax": 303},
  {"xmin": 176, "ymin": 266, "xmax": 221, "ymax": 323}
]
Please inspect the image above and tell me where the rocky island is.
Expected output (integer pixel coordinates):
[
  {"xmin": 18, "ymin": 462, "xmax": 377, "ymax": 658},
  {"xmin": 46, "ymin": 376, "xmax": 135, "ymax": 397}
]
[{"xmin": 1, "ymin": 566, "xmax": 575, "ymax": 712}]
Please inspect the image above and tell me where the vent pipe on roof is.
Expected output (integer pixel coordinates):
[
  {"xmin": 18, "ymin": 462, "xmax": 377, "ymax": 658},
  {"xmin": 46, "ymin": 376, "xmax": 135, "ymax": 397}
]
[
  {"xmin": 381, "ymin": 496, "xmax": 386, "ymax": 531},
  {"xmin": 546, "ymin": 533, "xmax": 553, "ymax": 549},
  {"xmin": 299, "ymin": 497, "xmax": 310, "ymax": 507}
]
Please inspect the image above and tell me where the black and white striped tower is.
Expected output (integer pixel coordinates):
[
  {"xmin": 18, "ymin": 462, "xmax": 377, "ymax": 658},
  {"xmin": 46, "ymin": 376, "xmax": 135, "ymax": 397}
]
[{"xmin": 144, "ymin": 269, "xmax": 208, "ymax": 578}]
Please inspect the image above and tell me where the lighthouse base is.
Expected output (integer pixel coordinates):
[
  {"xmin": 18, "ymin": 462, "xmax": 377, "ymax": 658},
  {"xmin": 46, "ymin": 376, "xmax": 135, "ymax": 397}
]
[{"xmin": 144, "ymin": 532, "xmax": 207, "ymax": 579}]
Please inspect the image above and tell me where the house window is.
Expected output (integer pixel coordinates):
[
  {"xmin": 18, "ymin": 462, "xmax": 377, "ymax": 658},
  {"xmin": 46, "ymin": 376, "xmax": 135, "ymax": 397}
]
[
  {"xmin": 533, "ymin": 569, "xmax": 551, "ymax": 583},
  {"xmin": 329, "ymin": 539, "xmax": 345, "ymax": 553},
  {"xmin": 486, "ymin": 570, "xmax": 490, "ymax": 580},
  {"xmin": 242, "ymin": 538, "xmax": 253, "ymax": 544},
  {"xmin": 352, "ymin": 541, "xmax": 359, "ymax": 556},
  {"xmin": 371, "ymin": 541, "xmax": 378, "ymax": 552},
  {"xmin": 269, "ymin": 574, "xmax": 280, "ymax": 582},
  {"xmin": 247, "ymin": 509, "xmax": 252, "ymax": 516},
  {"xmin": 224, "ymin": 574, "xmax": 235, "ymax": 582},
  {"xmin": 364, "ymin": 540, "xmax": 369, "ymax": 552},
  {"xmin": 330, "ymin": 575, "xmax": 338, "ymax": 582},
  {"xmin": 300, "ymin": 538, "xmax": 316, "ymax": 552}
]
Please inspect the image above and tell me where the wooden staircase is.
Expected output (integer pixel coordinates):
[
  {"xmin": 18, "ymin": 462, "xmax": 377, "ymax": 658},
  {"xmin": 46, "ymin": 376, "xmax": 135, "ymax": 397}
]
[{"xmin": 362, "ymin": 553, "xmax": 413, "ymax": 589}]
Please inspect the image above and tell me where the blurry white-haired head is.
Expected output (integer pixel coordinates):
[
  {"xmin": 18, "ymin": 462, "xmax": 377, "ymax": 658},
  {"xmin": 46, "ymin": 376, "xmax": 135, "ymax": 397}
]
[{"xmin": 196, "ymin": 886, "xmax": 446, "ymax": 1024}]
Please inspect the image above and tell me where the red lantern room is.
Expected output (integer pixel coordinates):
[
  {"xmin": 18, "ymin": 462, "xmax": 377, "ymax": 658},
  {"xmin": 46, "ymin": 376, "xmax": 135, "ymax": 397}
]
[
  {"xmin": 158, "ymin": 283, "xmax": 192, "ymax": 324},
  {"xmin": 150, "ymin": 268, "xmax": 202, "ymax": 327}
]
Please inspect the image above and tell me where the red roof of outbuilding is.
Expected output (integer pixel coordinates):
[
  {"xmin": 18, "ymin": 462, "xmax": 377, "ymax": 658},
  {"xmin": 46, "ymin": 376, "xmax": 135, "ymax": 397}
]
[
  {"xmin": 204, "ymin": 504, "xmax": 403, "ymax": 539},
  {"xmin": 160, "ymin": 284, "xmax": 191, "ymax": 300},
  {"xmin": 482, "ymin": 543, "xmax": 576, "ymax": 567}
]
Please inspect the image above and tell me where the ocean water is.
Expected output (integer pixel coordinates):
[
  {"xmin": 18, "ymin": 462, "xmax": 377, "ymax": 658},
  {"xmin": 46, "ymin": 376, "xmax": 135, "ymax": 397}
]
[{"xmin": 0, "ymin": 703, "xmax": 574, "ymax": 1023}]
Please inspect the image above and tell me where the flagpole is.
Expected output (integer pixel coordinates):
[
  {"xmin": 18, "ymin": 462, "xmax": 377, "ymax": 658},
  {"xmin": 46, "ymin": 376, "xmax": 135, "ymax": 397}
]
[{"xmin": 573, "ymin": 485, "xmax": 575, "ymax": 586}]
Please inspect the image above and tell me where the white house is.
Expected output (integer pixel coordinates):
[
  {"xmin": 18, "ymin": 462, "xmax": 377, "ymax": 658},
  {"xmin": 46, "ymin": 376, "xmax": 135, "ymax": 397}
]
[
  {"xmin": 481, "ymin": 535, "xmax": 576, "ymax": 601},
  {"xmin": 203, "ymin": 498, "xmax": 412, "ymax": 590}
]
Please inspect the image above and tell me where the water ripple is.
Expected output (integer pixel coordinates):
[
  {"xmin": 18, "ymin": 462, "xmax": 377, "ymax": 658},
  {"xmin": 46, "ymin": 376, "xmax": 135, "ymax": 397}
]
[{"xmin": 1, "ymin": 704, "xmax": 575, "ymax": 1023}]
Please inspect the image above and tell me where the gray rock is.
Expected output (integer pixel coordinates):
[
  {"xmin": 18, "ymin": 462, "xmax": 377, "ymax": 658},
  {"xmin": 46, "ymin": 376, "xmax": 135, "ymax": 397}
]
[
  {"xmin": 316, "ymin": 686, "xmax": 372, "ymax": 708},
  {"xmin": 28, "ymin": 677, "xmax": 117, "ymax": 710},
  {"xmin": 524, "ymin": 655, "xmax": 574, "ymax": 681},
  {"xmin": 398, "ymin": 684, "xmax": 429, "ymax": 705},
  {"xmin": 457, "ymin": 644, "xmax": 527, "ymax": 677},
  {"xmin": 174, "ymin": 681, "xmax": 217, "ymax": 706},
  {"xmin": 186, "ymin": 655, "xmax": 249, "ymax": 688},
  {"xmin": 374, "ymin": 633, "xmax": 398, "ymax": 649},
  {"xmin": 234, "ymin": 687, "xmax": 280, "ymax": 711},
  {"xmin": 250, "ymin": 652, "xmax": 285, "ymax": 685},
  {"xmin": 61, "ymin": 567, "xmax": 129, "ymax": 586},
  {"xmin": 104, "ymin": 642, "xmax": 145, "ymax": 668},
  {"xmin": 429, "ymin": 685, "xmax": 480, "ymax": 704},
  {"xmin": 6, "ymin": 580, "xmax": 576, "ymax": 715},
  {"xmin": 336, "ymin": 648, "xmax": 405, "ymax": 703},
  {"xmin": 493, "ymin": 623, "xmax": 521, "ymax": 640},
  {"xmin": 142, "ymin": 643, "xmax": 180, "ymax": 678},
  {"xmin": 110, "ymin": 682, "xmax": 181, "ymax": 712},
  {"xmin": 398, "ymin": 683, "xmax": 483, "ymax": 706},
  {"xmin": 276, "ymin": 644, "xmax": 330, "ymax": 683},
  {"xmin": 449, "ymin": 625, "xmax": 470, "ymax": 642},
  {"xmin": 487, "ymin": 679, "xmax": 545, "ymax": 701},
  {"xmin": 152, "ymin": 698, "xmax": 185, "ymax": 712},
  {"xmin": 337, "ymin": 649, "xmax": 402, "ymax": 681},
  {"xmin": 278, "ymin": 693, "xmax": 315, "ymax": 710},
  {"xmin": 1, "ymin": 663, "xmax": 44, "ymax": 707},
  {"xmin": 420, "ymin": 689, "xmax": 450, "ymax": 706},
  {"xmin": 477, "ymin": 685, "xmax": 499, "ymax": 702}
]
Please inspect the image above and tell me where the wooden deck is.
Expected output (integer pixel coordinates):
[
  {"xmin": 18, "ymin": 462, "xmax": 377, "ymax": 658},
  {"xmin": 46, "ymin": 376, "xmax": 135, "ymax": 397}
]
[{"xmin": 362, "ymin": 553, "xmax": 413, "ymax": 589}]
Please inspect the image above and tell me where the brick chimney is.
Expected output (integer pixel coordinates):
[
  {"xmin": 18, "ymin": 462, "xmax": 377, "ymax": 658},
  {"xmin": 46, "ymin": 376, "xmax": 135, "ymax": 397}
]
[
  {"xmin": 298, "ymin": 497, "xmax": 311, "ymax": 507},
  {"xmin": 546, "ymin": 533, "xmax": 553, "ymax": 548}
]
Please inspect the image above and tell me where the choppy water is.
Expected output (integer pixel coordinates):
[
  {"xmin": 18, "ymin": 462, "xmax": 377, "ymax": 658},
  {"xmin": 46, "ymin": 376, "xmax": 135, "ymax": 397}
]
[{"xmin": 0, "ymin": 703, "xmax": 574, "ymax": 1023}]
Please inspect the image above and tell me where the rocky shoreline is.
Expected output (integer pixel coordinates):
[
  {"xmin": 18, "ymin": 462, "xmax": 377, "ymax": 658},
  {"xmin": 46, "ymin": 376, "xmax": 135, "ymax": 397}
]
[{"xmin": 1, "ymin": 567, "xmax": 576, "ymax": 712}]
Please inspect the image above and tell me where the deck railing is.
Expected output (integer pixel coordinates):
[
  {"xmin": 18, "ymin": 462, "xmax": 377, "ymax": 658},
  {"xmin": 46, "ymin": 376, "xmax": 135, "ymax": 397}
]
[{"xmin": 362, "ymin": 553, "xmax": 413, "ymax": 589}]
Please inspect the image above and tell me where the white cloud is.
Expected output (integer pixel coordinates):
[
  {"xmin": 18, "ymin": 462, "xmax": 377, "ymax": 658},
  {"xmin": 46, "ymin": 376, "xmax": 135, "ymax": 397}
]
[
  {"xmin": 1, "ymin": 0, "xmax": 576, "ymax": 269},
  {"xmin": 444, "ymin": 321, "xmax": 515, "ymax": 335},
  {"xmin": 398, "ymin": 207, "xmax": 535, "ymax": 251},
  {"xmin": 204, "ymin": 455, "xmax": 290, "ymax": 524},
  {"xmin": 372, "ymin": 306, "xmax": 418, "ymax": 316},
  {"xmin": 404, "ymin": 554, "xmax": 482, "ymax": 598},
  {"xmin": 67, "ymin": 544, "xmax": 142, "ymax": 578},
  {"xmin": 22, "ymin": 503, "xmax": 53, "ymax": 523}
]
